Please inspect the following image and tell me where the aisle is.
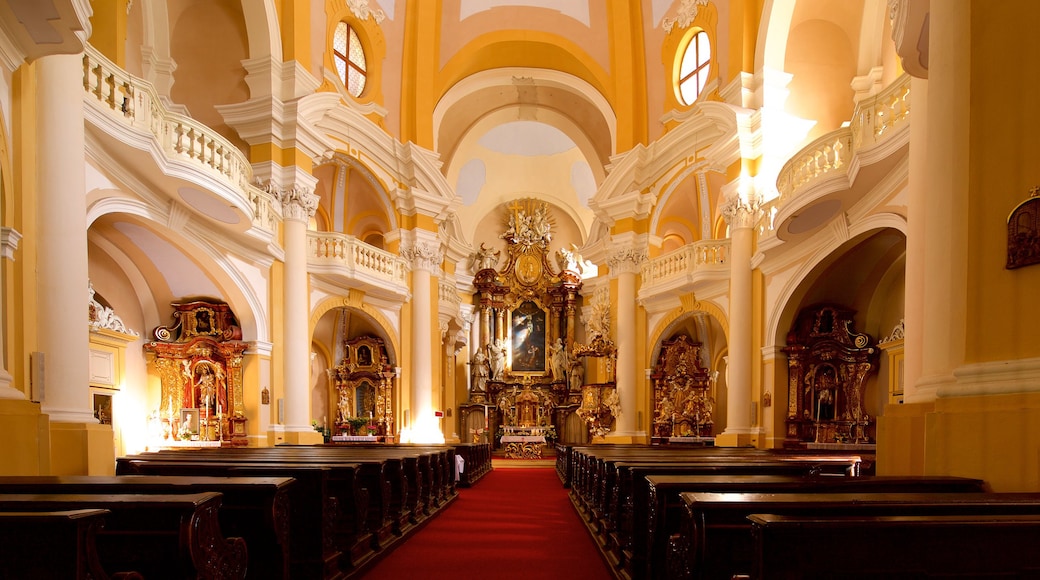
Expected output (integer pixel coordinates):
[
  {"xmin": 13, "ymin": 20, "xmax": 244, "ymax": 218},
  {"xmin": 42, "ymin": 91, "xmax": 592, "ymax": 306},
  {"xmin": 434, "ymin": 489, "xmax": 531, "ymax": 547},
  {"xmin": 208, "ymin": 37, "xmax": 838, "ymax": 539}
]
[{"xmin": 360, "ymin": 467, "xmax": 614, "ymax": 579}]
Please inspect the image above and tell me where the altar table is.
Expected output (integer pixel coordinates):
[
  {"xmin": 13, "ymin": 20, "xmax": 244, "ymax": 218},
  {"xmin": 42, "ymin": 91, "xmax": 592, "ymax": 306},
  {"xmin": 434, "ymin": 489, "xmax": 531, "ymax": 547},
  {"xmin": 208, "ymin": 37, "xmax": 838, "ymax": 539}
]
[{"xmin": 501, "ymin": 435, "xmax": 546, "ymax": 459}]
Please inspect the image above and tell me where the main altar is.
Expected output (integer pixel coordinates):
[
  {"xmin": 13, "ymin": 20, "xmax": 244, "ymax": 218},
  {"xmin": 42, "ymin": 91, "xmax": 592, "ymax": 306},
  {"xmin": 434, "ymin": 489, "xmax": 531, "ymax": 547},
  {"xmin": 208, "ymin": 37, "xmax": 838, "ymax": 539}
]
[{"xmin": 459, "ymin": 199, "xmax": 618, "ymax": 450}]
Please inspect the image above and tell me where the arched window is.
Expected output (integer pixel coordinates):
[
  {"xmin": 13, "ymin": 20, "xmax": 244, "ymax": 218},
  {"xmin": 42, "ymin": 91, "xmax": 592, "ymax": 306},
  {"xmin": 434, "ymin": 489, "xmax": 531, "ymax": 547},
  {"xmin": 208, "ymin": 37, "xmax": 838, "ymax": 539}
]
[
  {"xmin": 678, "ymin": 30, "xmax": 711, "ymax": 105},
  {"xmin": 334, "ymin": 21, "xmax": 367, "ymax": 97}
]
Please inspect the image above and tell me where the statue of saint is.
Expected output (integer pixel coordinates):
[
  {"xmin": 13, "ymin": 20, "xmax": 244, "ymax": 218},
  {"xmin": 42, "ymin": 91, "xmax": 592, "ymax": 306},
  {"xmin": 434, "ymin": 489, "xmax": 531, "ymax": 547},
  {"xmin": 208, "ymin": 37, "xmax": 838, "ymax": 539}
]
[
  {"xmin": 471, "ymin": 349, "xmax": 489, "ymax": 392},
  {"xmin": 489, "ymin": 339, "xmax": 507, "ymax": 380},
  {"xmin": 549, "ymin": 338, "xmax": 569, "ymax": 382}
]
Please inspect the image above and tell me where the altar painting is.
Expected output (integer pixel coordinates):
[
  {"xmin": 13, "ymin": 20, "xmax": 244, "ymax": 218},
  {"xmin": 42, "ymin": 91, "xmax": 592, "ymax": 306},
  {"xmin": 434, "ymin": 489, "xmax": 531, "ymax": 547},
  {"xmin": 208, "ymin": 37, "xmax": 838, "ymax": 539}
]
[{"xmin": 510, "ymin": 300, "xmax": 546, "ymax": 373}]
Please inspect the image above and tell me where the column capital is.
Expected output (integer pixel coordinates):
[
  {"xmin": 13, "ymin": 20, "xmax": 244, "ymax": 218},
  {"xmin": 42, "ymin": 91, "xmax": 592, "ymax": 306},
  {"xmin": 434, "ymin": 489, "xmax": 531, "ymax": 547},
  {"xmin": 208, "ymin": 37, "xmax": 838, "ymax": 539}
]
[
  {"xmin": 258, "ymin": 180, "xmax": 319, "ymax": 223},
  {"xmin": 401, "ymin": 230, "xmax": 443, "ymax": 273},
  {"xmin": 607, "ymin": 246, "xmax": 648, "ymax": 275},
  {"xmin": 605, "ymin": 232, "xmax": 650, "ymax": 275},
  {"xmin": 720, "ymin": 193, "xmax": 763, "ymax": 230}
]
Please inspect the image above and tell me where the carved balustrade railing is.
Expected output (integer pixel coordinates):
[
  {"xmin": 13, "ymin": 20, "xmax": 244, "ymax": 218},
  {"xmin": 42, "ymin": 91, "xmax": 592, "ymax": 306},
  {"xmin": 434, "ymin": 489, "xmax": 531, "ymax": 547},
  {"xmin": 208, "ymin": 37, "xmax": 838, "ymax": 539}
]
[
  {"xmin": 776, "ymin": 74, "xmax": 911, "ymax": 207},
  {"xmin": 307, "ymin": 231, "xmax": 409, "ymax": 287},
  {"xmin": 640, "ymin": 239, "xmax": 730, "ymax": 289},
  {"xmin": 81, "ymin": 44, "xmax": 278, "ymax": 236},
  {"xmin": 439, "ymin": 278, "xmax": 462, "ymax": 308}
]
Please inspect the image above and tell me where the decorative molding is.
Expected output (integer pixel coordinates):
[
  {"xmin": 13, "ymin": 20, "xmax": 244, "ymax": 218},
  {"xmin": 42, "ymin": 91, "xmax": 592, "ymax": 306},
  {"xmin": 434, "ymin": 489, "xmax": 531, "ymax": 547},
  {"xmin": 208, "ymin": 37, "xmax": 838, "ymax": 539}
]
[
  {"xmin": 720, "ymin": 193, "xmax": 763, "ymax": 230},
  {"xmin": 662, "ymin": 0, "xmax": 709, "ymax": 33},
  {"xmin": 346, "ymin": 0, "xmax": 386, "ymax": 23},
  {"xmin": 88, "ymin": 281, "xmax": 140, "ymax": 337},
  {"xmin": 401, "ymin": 238, "xmax": 442, "ymax": 273},
  {"xmin": 608, "ymin": 246, "xmax": 648, "ymax": 275},
  {"xmin": 945, "ymin": 356, "xmax": 1040, "ymax": 398},
  {"xmin": 0, "ymin": 227, "xmax": 22, "ymax": 260},
  {"xmin": 880, "ymin": 319, "xmax": 905, "ymax": 345},
  {"xmin": 257, "ymin": 179, "xmax": 318, "ymax": 223}
]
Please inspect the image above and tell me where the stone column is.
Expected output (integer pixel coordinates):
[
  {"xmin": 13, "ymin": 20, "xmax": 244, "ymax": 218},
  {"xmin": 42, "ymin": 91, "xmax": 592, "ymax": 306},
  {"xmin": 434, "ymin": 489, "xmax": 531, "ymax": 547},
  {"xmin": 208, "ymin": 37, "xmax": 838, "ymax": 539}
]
[
  {"xmin": 0, "ymin": 228, "xmax": 22, "ymax": 399},
  {"xmin": 35, "ymin": 53, "xmax": 115, "ymax": 474},
  {"xmin": 717, "ymin": 193, "xmax": 761, "ymax": 447},
  {"xmin": 278, "ymin": 184, "xmax": 321, "ymax": 444},
  {"xmin": 915, "ymin": 0, "xmax": 969, "ymax": 400},
  {"xmin": 608, "ymin": 246, "xmax": 646, "ymax": 438},
  {"xmin": 403, "ymin": 232, "xmax": 443, "ymax": 442},
  {"xmin": 36, "ymin": 53, "xmax": 93, "ymax": 424},
  {"xmin": 901, "ymin": 76, "xmax": 928, "ymax": 402}
]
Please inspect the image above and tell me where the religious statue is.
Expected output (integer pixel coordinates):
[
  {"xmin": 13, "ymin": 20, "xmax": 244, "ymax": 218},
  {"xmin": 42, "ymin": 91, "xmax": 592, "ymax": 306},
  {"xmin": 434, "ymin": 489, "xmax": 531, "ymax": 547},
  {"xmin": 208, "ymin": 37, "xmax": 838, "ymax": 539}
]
[
  {"xmin": 569, "ymin": 357, "xmax": 585, "ymax": 392},
  {"xmin": 488, "ymin": 339, "xmax": 507, "ymax": 380},
  {"xmin": 337, "ymin": 389, "xmax": 351, "ymax": 423},
  {"xmin": 584, "ymin": 297, "xmax": 611, "ymax": 342},
  {"xmin": 549, "ymin": 338, "xmax": 569, "ymax": 382},
  {"xmin": 471, "ymin": 242, "xmax": 501, "ymax": 273},
  {"xmin": 471, "ymin": 349, "xmax": 489, "ymax": 392},
  {"xmin": 192, "ymin": 361, "xmax": 224, "ymax": 414}
]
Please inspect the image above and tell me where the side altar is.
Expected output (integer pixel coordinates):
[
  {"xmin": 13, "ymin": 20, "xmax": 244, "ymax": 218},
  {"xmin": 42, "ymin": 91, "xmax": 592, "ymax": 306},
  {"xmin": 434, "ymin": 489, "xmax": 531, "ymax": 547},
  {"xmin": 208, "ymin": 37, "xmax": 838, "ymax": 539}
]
[
  {"xmin": 459, "ymin": 200, "xmax": 617, "ymax": 449},
  {"xmin": 144, "ymin": 299, "xmax": 248, "ymax": 446}
]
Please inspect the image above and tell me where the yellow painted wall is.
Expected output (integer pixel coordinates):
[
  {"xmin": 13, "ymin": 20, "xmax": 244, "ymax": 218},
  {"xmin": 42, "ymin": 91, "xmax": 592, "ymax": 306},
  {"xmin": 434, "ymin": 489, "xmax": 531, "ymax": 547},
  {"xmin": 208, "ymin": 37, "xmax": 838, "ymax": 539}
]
[
  {"xmin": 0, "ymin": 400, "xmax": 49, "ymax": 475},
  {"xmin": 964, "ymin": 1, "xmax": 1040, "ymax": 364}
]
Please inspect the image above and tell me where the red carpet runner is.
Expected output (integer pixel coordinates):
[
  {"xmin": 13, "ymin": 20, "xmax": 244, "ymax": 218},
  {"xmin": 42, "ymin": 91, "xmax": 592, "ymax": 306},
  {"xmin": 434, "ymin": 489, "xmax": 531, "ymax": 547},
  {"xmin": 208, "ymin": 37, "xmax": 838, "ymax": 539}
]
[{"xmin": 361, "ymin": 467, "xmax": 614, "ymax": 579}]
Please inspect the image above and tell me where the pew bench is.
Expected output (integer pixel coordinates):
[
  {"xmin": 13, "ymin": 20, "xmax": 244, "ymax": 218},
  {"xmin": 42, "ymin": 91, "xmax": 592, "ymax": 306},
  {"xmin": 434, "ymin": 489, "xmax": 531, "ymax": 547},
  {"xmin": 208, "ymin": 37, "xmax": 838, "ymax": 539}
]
[
  {"xmin": 746, "ymin": 513, "xmax": 1040, "ymax": 579},
  {"xmin": 634, "ymin": 475, "xmax": 986, "ymax": 580},
  {"xmin": 674, "ymin": 491, "xmax": 1040, "ymax": 580},
  {"xmin": 118, "ymin": 461, "xmax": 344, "ymax": 579},
  {"xmin": 0, "ymin": 475, "xmax": 293, "ymax": 580},
  {"xmin": 0, "ymin": 509, "xmax": 143, "ymax": 580},
  {"xmin": 0, "ymin": 492, "xmax": 247, "ymax": 580}
]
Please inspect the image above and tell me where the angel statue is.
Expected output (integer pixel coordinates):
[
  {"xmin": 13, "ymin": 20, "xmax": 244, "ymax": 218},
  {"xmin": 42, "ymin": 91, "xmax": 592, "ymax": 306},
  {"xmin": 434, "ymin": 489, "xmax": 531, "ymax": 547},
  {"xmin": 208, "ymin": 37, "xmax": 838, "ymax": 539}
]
[{"xmin": 471, "ymin": 242, "xmax": 501, "ymax": 273}]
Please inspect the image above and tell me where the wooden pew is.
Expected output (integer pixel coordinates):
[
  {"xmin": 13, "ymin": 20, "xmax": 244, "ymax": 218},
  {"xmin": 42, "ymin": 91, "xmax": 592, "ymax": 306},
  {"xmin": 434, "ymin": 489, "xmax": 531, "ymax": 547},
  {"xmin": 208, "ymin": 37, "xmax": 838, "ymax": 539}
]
[
  {"xmin": 635, "ymin": 475, "xmax": 986, "ymax": 580},
  {"xmin": 120, "ymin": 450, "xmax": 386, "ymax": 561},
  {"xmin": 118, "ymin": 461, "xmax": 344, "ymax": 579},
  {"xmin": 0, "ymin": 475, "xmax": 293, "ymax": 580},
  {"xmin": 0, "ymin": 492, "xmax": 247, "ymax": 580},
  {"xmin": 675, "ymin": 491, "xmax": 1040, "ymax": 580},
  {"xmin": 118, "ymin": 444, "xmax": 466, "ymax": 577},
  {"xmin": 746, "ymin": 513, "xmax": 1040, "ymax": 579},
  {"xmin": 0, "ymin": 509, "xmax": 143, "ymax": 580}
]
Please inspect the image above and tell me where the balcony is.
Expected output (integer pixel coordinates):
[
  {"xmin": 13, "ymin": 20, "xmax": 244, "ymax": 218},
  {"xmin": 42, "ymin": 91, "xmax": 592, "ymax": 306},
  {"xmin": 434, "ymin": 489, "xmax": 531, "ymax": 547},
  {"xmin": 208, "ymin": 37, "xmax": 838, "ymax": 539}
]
[
  {"xmin": 82, "ymin": 44, "xmax": 277, "ymax": 240},
  {"xmin": 307, "ymin": 231, "xmax": 409, "ymax": 299},
  {"xmin": 773, "ymin": 74, "xmax": 911, "ymax": 241},
  {"xmin": 638, "ymin": 239, "xmax": 730, "ymax": 303}
]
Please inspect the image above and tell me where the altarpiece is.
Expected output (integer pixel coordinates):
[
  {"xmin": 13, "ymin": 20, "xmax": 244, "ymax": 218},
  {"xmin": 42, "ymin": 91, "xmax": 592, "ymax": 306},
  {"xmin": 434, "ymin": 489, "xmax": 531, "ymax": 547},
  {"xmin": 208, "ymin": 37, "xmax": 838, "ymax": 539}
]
[
  {"xmin": 144, "ymin": 299, "xmax": 248, "ymax": 445},
  {"xmin": 326, "ymin": 335, "xmax": 396, "ymax": 439},
  {"xmin": 782, "ymin": 304, "xmax": 878, "ymax": 448},
  {"xmin": 459, "ymin": 199, "xmax": 601, "ymax": 450},
  {"xmin": 650, "ymin": 334, "xmax": 715, "ymax": 440}
]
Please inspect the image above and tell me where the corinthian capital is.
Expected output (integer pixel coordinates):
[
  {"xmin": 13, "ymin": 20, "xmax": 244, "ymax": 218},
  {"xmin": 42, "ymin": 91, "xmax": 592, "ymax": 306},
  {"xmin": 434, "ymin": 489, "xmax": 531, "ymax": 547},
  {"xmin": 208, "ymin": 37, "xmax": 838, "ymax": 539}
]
[
  {"xmin": 279, "ymin": 185, "xmax": 319, "ymax": 222},
  {"xmin": 607, "ymin": 246, "xmax": 648, "ymax": 275},
  {"xmin": 402, "ymin": 239, "xmax": 443, "ymax": 273},
  {"xmin": 720, "ymin": 193, "xmax": 763, "ymax": 230},
  {"xmin": 257, "ymin": 179, "xmax": 319, "ymax": 223}
]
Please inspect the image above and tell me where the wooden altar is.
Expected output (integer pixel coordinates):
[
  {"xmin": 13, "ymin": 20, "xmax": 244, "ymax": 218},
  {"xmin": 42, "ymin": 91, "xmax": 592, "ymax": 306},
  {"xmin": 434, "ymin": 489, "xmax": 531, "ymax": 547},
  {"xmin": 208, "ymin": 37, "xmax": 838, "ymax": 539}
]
[
  {"xmin": 327, "ymin": 335, "xmax": 395, "ymax": 439},
  {"xmin": 782, "ymin": 304, "xmax": 878, "ymax": 448},
  {"xmin": 650, "ymin": 335, "xmax": 715, "ymax": 441},
  {"xmin": 144, "ymin": 299, "xmax": 248, "ymax": 446}
]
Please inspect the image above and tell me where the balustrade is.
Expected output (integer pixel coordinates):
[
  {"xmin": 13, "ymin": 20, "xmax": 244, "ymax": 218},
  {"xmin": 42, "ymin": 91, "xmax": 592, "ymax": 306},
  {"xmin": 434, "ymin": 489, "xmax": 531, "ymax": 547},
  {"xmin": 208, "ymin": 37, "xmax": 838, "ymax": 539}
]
[
  {"xmin": 81, "ymin": 45, "xmax": 276, "ymax": 236},
  {"xmin": 777, "ymin": 74, "xmax": 911, "ymax": 206},
  {"xmin": 640, "ymin": 240, "xmax": 730, "ymax": 289},
  {"xmin": 307, "ymin": 231, "xmax": 409, "ymax": 288}
]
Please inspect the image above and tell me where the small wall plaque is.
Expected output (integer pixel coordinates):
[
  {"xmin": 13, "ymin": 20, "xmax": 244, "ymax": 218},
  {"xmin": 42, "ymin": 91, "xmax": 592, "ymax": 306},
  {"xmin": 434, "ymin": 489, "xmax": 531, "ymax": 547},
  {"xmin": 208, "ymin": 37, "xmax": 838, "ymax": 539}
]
[{"xmin": 1007, "ymin": 187, "xmax": 1040, "ymax": 269}]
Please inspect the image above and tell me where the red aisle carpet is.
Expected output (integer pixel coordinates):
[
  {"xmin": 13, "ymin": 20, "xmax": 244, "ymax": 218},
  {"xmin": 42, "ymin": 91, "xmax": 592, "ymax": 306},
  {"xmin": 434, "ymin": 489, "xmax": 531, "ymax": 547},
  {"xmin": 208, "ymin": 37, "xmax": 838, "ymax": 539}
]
[{"xmin": 361, "ymin": 467, "xmax": 614, "ymax": 579}]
